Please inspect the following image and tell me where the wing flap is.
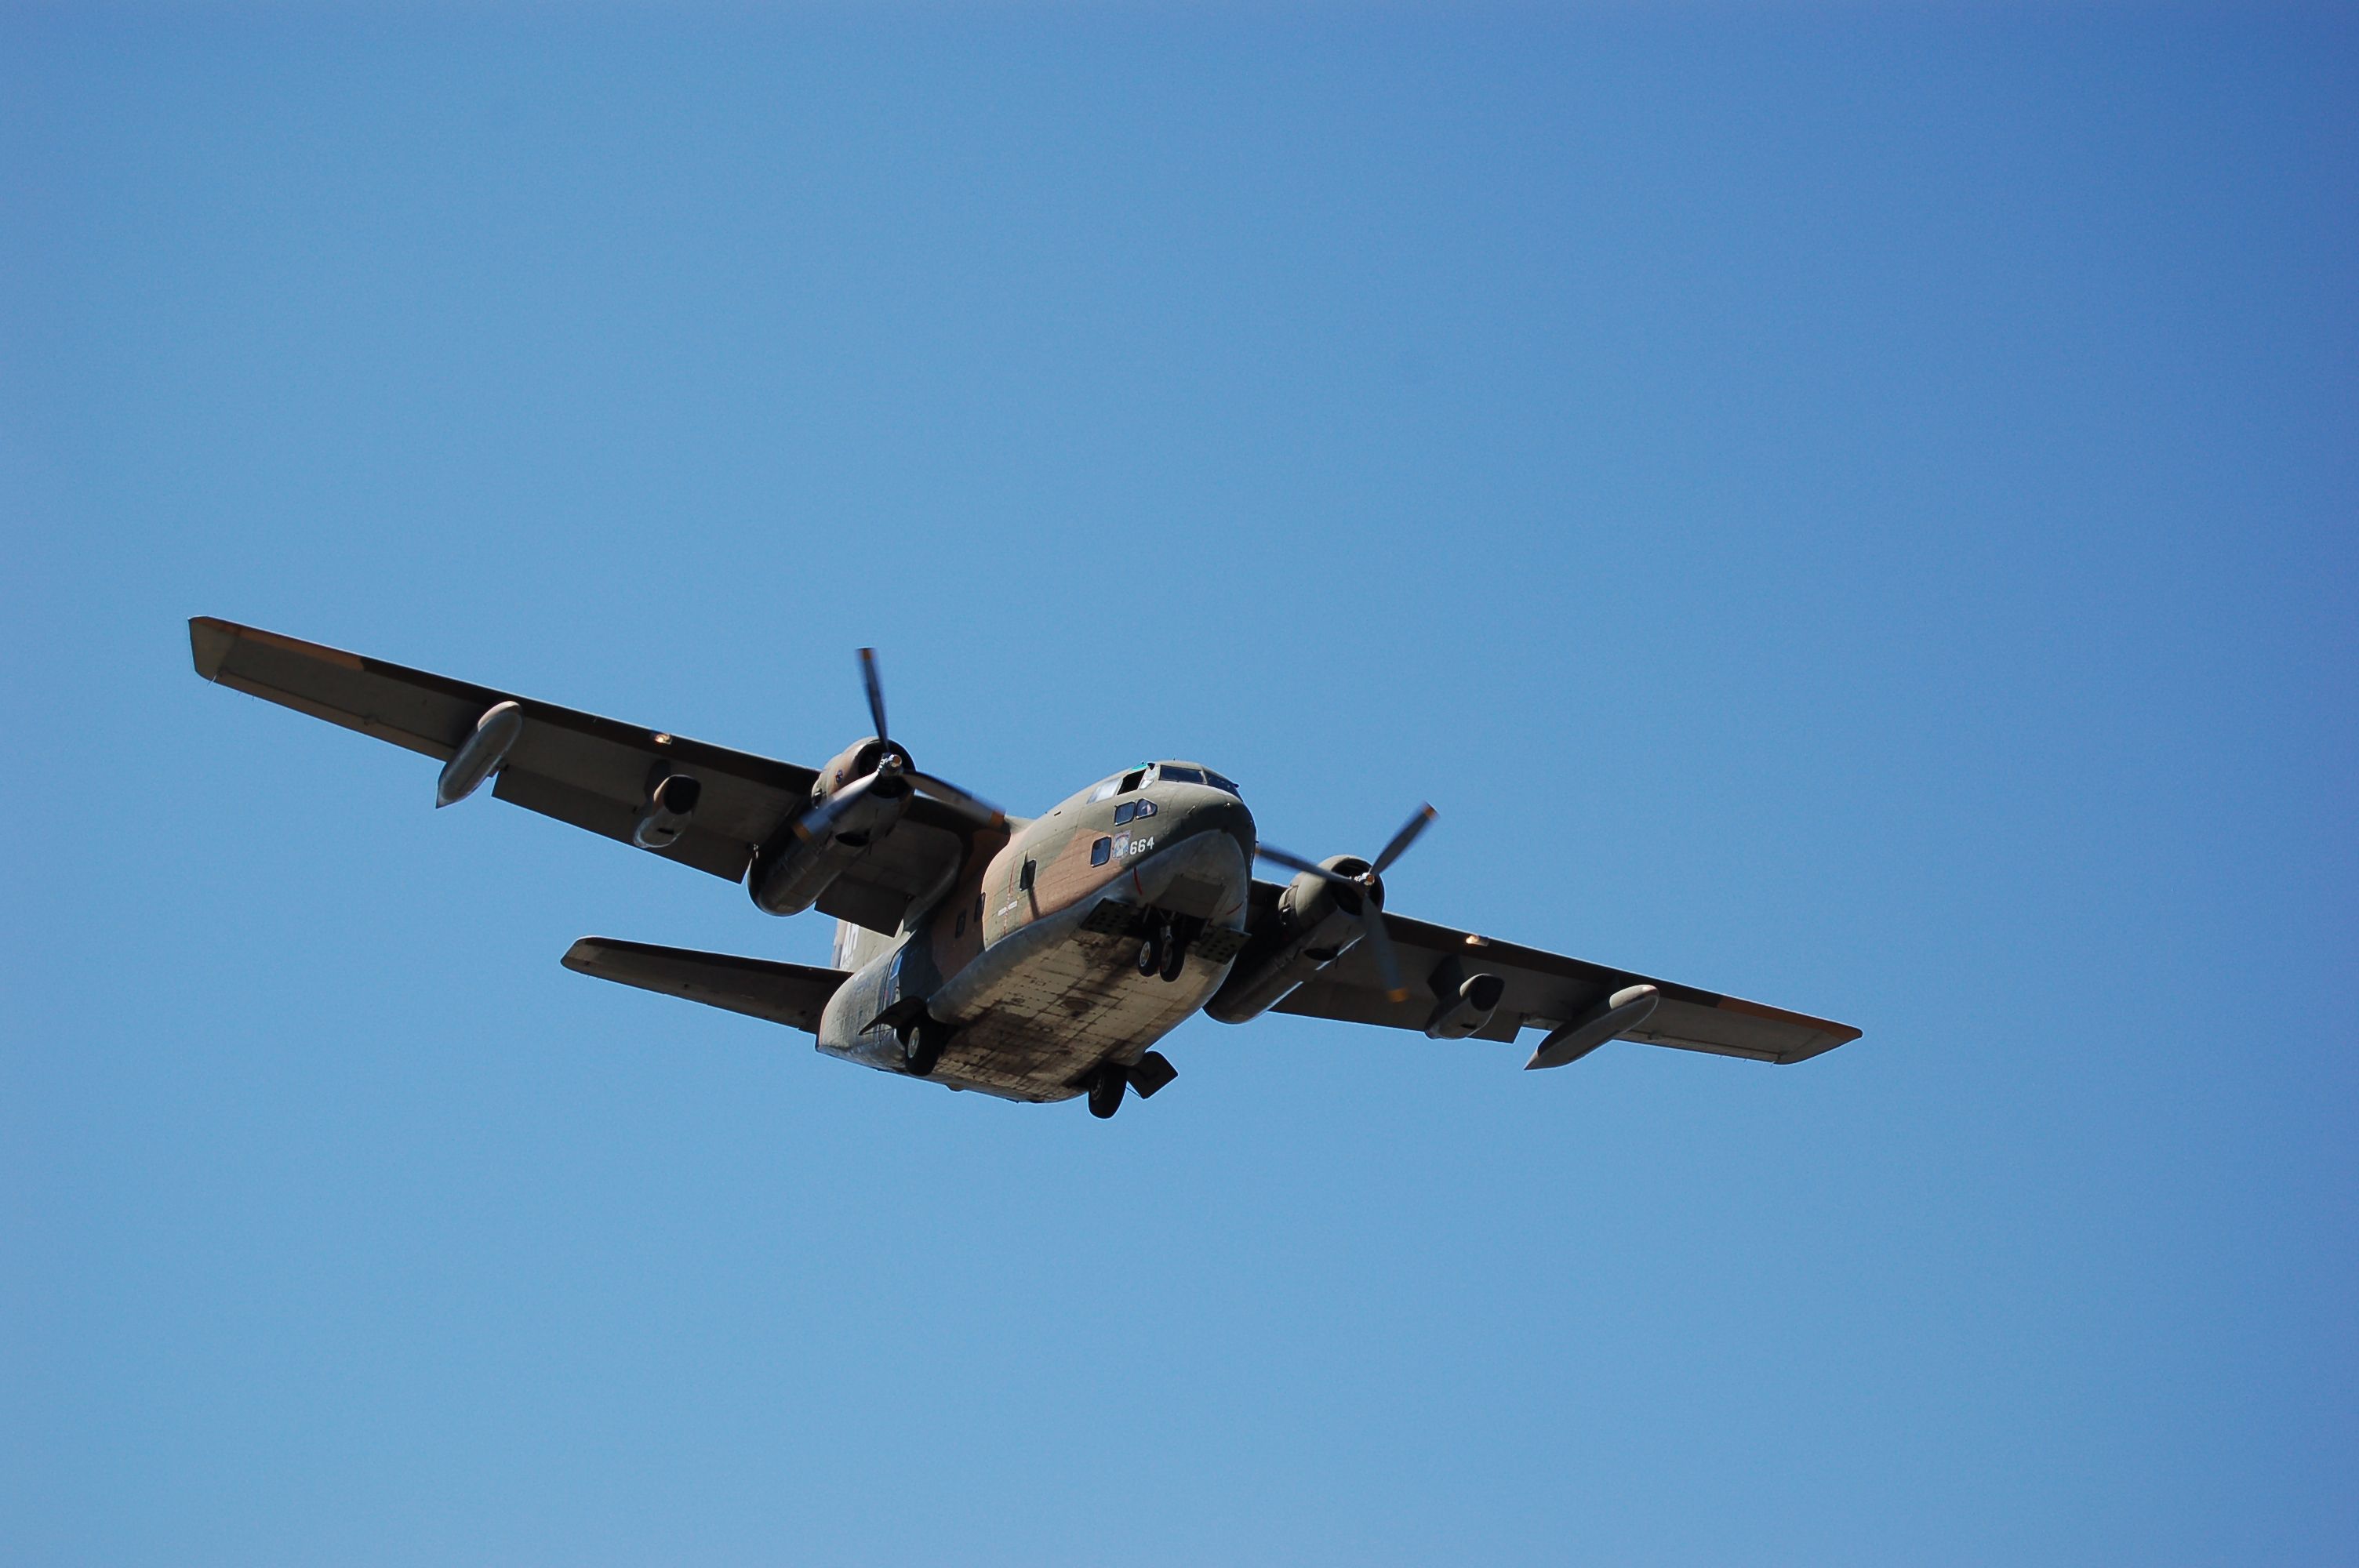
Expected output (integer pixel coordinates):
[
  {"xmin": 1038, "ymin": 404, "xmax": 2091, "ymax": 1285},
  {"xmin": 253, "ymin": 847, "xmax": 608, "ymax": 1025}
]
[{"xmin": 561, "ymin": 937, "xmax": 848, "ymax": 1034}]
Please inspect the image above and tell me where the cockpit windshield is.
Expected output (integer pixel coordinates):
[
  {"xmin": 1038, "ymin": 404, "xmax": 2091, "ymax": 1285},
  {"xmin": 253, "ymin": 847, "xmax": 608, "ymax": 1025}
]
[{"xmin": 1089, "ymin": 764, "xmax": 1242, "ymax": 800}]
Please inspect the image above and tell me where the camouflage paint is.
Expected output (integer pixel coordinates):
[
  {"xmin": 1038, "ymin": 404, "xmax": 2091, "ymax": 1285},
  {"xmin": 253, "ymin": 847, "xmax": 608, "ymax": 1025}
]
[{"xmin": 815, "ymin": 765, "xmax": 1256, "ymax": 1102}]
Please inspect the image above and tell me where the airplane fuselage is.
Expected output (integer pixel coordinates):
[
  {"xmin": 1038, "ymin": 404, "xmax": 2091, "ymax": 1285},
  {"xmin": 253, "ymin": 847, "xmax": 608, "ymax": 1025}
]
[{"xmin": 816, "ymin": 764, "xmax": 1258, "ymax": 1101}]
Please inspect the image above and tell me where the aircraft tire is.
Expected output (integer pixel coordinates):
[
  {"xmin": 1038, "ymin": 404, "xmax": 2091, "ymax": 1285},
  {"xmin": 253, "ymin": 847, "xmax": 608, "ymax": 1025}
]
[
  {"xmin": 1136, "ymin": 922, "xmax": 1164, "ymax": 976},
  {"xmin": 903, "ymin": 1019, "xmax": 947, "ymax": 1078},
  {"xmin": 1086, "ymin": 1066, "xmax": 1125, "ymax": 1119},
  {"xmin": 1159, "ymin": 921, "xmax": 1189, "ymax": 983}
]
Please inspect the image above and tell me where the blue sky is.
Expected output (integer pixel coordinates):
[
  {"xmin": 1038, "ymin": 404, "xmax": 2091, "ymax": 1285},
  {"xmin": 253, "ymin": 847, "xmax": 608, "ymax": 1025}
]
[{"xmin": 5, "ymin": 5, "xmax": 2354, "ymax": 1563}]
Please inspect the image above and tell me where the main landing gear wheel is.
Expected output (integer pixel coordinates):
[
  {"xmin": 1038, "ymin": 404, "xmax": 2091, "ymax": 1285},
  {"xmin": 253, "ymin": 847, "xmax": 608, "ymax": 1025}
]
[
  {"xmin": 1159, "ymin": 917, "xmax": 1190, "ymax": 982},
  {"xmin": 1139, "ymin": 913, "xmax": 1189, "ymax": 982},
  {"xmin": 902, "ymin": 1018, "xmax": 948, "ymax": 1078},
  {"xmin": 1086, "ymin": 1065, "xmax": 1126, "ymax": 1119}
]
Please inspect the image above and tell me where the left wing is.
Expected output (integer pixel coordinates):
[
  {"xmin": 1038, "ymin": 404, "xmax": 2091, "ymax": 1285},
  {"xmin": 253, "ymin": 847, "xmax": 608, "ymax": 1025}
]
[
  {"xmin": 188, "ymin": 617, "xmax": 981, "ymax": 931},
  {"xmin": 1260, "ymin": 881, "xmax": 1859, "ymax": 1065}
]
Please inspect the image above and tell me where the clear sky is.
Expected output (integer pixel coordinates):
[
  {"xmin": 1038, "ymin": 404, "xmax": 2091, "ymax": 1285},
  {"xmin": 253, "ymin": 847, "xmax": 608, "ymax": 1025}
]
[{"xmin": 5, "ymin": 5, "xmax": 2354, "ymax": 1564}]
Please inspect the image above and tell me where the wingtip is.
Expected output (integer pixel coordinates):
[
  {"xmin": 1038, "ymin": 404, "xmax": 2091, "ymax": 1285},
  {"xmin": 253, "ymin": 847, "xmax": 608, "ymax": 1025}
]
[
  {"xmin": 188, "ymin": 616, "xmax": 234, "ymax": 681},
  {"xmin": 560, "ymin": 938, "xmax": 612, "ymax": 974}
]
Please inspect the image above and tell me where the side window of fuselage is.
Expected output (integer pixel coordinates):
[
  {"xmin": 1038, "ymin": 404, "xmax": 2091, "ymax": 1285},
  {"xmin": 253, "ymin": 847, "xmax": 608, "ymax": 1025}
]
[{"xmin": 1091, "ymin": 836, "xmax": 1112, "ymax": 866}]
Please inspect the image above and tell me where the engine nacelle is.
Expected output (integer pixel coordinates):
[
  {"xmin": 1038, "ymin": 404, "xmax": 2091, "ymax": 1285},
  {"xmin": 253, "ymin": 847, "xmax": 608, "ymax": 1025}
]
[
  {"xmin": 747, "ymin": 738, "xmax": 915, "ymax": 916},
  {"xmin": 1204, "ymin": 856, "xmax": 1374, "ymax": 1024},
  {"xmin": 816, "ymin": 737, "xmax": 910, "ymax": 803}
]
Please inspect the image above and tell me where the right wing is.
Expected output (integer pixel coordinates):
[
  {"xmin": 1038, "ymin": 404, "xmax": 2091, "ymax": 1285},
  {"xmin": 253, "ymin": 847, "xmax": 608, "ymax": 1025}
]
[
  {"xmin": 189, "ymin": 617, "xmax": 983, "ymax": 932},
  {"xmin": 562, "ymin": 937, "xmax": 849, "ymax": 1034},
  {"xmin": 1253, "ymin": 880, "xmax": 1859, "ymax": 1065}
]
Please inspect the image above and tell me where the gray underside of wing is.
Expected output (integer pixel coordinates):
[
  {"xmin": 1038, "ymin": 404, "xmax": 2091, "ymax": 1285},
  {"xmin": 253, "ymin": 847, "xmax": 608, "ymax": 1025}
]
[
  {"xmin": 1268, "ymin": 892, "xmax": 1861, "ymax": 1065},
  {"xmin": 562, "ymin": 937, "xmax": 849, "ymax": 1034},
  {"xmin": 190, "ymin": 617, "xmax": 980, "ymax": 932}
]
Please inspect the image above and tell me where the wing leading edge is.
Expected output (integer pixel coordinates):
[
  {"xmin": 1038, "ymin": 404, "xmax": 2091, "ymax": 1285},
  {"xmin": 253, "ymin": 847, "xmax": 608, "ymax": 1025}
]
[{"xmin": 1260, "ymin": 884, "xmax": 1859, "ymax": 1065}]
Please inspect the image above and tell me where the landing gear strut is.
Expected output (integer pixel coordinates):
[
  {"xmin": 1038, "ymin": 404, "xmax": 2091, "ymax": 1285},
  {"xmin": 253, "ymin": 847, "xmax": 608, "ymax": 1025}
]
[{"xmin": 1086, "ymin": 1064, "xmax": 1126, "ymax": 1119}]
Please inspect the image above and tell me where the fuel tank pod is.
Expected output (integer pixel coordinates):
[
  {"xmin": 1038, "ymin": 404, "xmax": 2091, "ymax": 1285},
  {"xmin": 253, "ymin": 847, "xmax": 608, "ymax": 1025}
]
[
  {"xmin": 1525, "ymin": 985, "xmax": 1660, "ymax": 1070},
  {"xmin": 435, "ymin": 702, "xmax": 524, "ymax": 808}
]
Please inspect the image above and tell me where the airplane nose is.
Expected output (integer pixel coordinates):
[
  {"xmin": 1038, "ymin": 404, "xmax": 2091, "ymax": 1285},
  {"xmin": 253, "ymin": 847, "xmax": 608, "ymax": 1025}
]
[
  {"xmin": 1132, "ymin": 794, "xmax": 1255, "ymax": 922},
  {"xmin": 1176, "ymin": 793, "xmax": 1256, "ymax": 864}
]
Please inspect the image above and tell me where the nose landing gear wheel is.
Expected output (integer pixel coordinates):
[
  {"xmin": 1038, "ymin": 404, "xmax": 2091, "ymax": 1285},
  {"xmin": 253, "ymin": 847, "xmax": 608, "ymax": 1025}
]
[
  {"xmin": 1086, "ymin": 1065, "xmax": 1127, "ymax": 1119},
  {"xmin": 1136, "ymin": 919, "xmax": 1165, "ymax": 976}
]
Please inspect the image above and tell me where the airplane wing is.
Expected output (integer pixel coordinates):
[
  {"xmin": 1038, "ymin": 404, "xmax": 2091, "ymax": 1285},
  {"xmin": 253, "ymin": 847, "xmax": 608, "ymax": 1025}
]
[
  {"xmin": 561, "ymin": 937, "xmax": 849, "ymax": 1033},
  {"xmin": 187, "ymin": 617, "xmax": 980, "ymax": 932},
  {"xmin": 1256, "ymin": 881, "xmax": 1860, "ymax": 1065}
]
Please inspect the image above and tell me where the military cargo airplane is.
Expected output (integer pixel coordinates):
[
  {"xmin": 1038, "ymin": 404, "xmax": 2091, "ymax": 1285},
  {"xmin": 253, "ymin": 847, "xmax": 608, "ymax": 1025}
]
[{"xmin": 189, "ymin": 618, "xmax": 1860, "ymax": 1117}]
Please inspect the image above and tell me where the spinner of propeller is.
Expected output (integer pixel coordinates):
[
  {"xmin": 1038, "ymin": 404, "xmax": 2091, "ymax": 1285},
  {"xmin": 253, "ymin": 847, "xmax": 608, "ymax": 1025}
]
[{"xmin": 1254, "ymin": 803, "xmax": 1437, "ymax": 1003}]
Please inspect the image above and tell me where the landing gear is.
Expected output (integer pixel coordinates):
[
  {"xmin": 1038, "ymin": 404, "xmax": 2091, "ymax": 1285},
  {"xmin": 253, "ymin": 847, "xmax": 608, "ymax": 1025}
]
[
  {"xmin": 1160, "ymin": 919, "xmax": 1190, "ymax": 982},
  {"xmin": 1086, "ymin": 1064, "xmax": 1127, "ymax": 1119},
  {"xmin": 1136, "ymin": 912, "xmax": 1194, "ymax": 982},
  {"xmin": 901, "ymin": 1016, "xmax": 948, "ymax": 1078}
]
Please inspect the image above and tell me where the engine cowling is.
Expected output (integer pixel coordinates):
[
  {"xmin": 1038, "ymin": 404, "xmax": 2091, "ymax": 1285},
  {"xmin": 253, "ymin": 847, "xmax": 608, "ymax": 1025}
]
[
  {"xmin": 746, "ymin": 736, "xmax": 916, "ymax": 916},
  {"xmin": 1204, "ymin": 855, "xmax": 1376, "ymax": 1024}
]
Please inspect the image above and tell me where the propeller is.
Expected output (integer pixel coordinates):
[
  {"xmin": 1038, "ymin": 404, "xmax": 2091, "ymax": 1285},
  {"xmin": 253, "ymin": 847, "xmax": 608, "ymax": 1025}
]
[
  {"xmin": 1255, "ymin": 803, "xmax": 1437, "ymax": 1003},
  {"xmin": 856, "ymin": 646, "xmax": 890, "ymax": 747},
  {"xmin": 852, "ymin": 647, "xmax": 1007, "ymax": 829}
]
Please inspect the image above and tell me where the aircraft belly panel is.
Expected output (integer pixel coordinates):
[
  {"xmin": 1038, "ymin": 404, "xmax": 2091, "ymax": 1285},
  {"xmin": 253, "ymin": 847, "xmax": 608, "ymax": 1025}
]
[{"xmin": 933, "ymin": 930, "xmax": 1224, "ymax": 1101}]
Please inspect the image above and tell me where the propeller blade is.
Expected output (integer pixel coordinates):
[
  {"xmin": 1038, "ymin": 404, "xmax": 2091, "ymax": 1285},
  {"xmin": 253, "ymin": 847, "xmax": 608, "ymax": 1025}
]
[
  {"xmin": 790, "ymin": 769, "xmax": 875, "ymax": 842},
  {"xmin": 1357, "ymin": 903, "xmax": 1408, "ymax": 1002},
  {"xmin": 856, "ymin": 647, "xmax": 889, "ymax": 741},
  {"xmin": 908, "ymin": 770, "xmax": 1008, "ymax": 829},
  {"xmin": 1371, "ymin": 803, "xmax": 1437, "ymax": 876},
  {"xmin": 1254, "ymin": 843, "xmax": 1362, "ymax": 891}
]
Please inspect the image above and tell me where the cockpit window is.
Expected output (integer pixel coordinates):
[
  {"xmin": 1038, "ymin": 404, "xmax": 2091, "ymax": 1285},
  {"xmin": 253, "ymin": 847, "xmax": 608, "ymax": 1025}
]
[
  {"xmin": 1118, "ymin": 768, "xmax": 1147, "ymax": 793},
  {"xmin": 1201, "ymin": 770, "xmax": 1241, "ymax": 797},
  {"xmin": 1158, "ymin": 764, "xmax": 1205, "ymax": 786}
]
